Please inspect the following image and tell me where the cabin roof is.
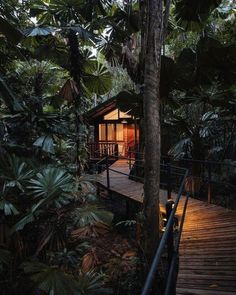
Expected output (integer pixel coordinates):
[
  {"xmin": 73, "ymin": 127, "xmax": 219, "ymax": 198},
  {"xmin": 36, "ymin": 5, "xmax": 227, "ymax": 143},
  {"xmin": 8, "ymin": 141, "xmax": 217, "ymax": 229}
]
[
  {"xmin": 86, "ymin": 96, "xmax": 118, "ymax": 121},
  {"xmin": 86, "ymin": 91, "xmax": 141, "ymax": 123}
]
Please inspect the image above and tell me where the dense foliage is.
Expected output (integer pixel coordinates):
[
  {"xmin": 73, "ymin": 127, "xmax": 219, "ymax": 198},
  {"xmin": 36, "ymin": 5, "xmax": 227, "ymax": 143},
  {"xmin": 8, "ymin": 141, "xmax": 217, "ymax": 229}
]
[{"xmin": 0, "ymin": 0, "xmax": 236, "ymax": 294}]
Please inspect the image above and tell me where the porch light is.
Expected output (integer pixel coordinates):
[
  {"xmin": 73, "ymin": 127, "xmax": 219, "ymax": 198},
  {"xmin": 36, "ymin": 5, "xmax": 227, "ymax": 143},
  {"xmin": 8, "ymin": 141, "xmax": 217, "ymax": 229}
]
[{"xmin": 121, "ymin": 119, "xmax": 128, "ymax": 124}]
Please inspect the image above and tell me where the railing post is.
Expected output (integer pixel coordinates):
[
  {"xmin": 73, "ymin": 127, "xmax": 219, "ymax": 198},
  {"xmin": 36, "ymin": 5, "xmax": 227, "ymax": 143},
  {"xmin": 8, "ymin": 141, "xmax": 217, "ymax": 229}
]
[
  {"xmin": 166, "ymin": 198, "xmax": 176, "ymax": 295},
  {"xmin": 167, "ymin": 163, "xmax": 172, "ymax": 200},
  {"xmin": 166, "ymin": 199, "xmax": 175, "ymax": 268},
  {"xmin": 106, "ymin": 155, "xmax": 110, "ymax": 188},
  {"xmin": 208, "ymin": 163, "xmax": 212, "ymax": 204},
  {"xmin": 115, "ymin": 143, "xmax": 118, "ymax": 157}
]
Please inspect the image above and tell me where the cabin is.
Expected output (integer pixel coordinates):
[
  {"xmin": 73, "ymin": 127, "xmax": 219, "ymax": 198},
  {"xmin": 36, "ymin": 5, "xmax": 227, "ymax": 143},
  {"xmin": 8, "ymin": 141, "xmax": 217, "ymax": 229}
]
[{"xmin": 87, "ymin": 96, "xmax": 140, "ymax": 159}]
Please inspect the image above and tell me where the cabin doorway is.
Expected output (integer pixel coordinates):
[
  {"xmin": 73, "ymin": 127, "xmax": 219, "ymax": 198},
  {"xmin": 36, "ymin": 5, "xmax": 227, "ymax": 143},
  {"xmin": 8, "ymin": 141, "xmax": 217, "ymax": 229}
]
[{"xmin": 127, "ymin": 124, "xmax": 135, "ymax": 152}]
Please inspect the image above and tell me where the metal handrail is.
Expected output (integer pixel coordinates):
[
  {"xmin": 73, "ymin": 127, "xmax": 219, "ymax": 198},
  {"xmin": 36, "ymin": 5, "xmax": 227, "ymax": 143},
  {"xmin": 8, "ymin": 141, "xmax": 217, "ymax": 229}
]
[
  {"xmin": 164, "ymin": 191, "xmax": 190, "ymax": 295},
  {"xmin": 141, "ymin": 169, "xmax": 189, "ymax": 295},
  {"xmin": 162, "ymin": 155, "xmax": 236, "ymax": 167},
  {"xmin": 94, "ymin": 151, "xmax": 235, "ymax": 293},
  {"xmin": 95, "ymin": 153, "xmax": 189, "ymax": 294},
  {"xmin": 96, "ymin": 153, "xmax": 186, "ymax": 187}
]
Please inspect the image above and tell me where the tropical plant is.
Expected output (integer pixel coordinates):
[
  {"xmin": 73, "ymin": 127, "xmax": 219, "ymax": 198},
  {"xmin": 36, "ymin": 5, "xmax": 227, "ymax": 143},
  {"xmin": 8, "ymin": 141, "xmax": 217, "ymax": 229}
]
[
  {"xmin": 23, "ymin": 261, "xmax": 108, "ymax": 295},
  {"xmin": 23, "ymin": 261, "xmax": 80, "ymax": 295}
]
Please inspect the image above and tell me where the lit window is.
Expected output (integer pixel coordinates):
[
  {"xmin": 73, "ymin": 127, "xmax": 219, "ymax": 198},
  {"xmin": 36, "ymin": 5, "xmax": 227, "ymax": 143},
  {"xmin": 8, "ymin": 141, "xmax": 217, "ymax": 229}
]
[
  {"xmin": 119, "ymin": 110, "xmax": 131, "ymax": 118},
  {"xmin": 99, "ymin": 124, "xmax": 106, "ymax": 141},
  {"xmin": 107, "ymin": 124, "xmax": 115, "ymax": 141},
  {"xmin": 116, "ymin": 124, "xmax": 123, "ymax": 141},
  {"xmin": 104, "ymin": 109, "xmax": 119, "ymax": 120}
]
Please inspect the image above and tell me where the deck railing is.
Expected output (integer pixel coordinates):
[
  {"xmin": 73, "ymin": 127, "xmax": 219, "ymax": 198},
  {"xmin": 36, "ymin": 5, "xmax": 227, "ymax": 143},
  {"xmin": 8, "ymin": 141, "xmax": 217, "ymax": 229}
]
[
  {"xmin": 88, "ymin": 142, "xmax": 118, "ymax": 158},
  {"xmin": 95, "ymin": 152, "xmax": 236, "ymax": 294},
  {"xmin": 161, "ymin": 156, "xmax": 236, "ymax": 208},
  {"xmin": 96, "ymin": 152, "xmax": 189, "ymax": 294},
  {"xmin": 141, "ymin": 170, "xmax": 189, "ymax": 295}
]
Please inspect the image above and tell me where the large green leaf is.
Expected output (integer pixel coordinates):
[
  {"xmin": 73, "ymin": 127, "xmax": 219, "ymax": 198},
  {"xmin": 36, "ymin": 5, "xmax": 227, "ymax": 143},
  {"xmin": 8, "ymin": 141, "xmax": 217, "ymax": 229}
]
[
  {"xmin": 0, "ymin": 155, "xmax": 34, "ymax": 192},
  {"xmin": 23, "ymin": 26, "xmax": 56, "ymax": 37},
  {"xmin": 64, "ymin": 25, "xmax": 95, "ymax": 41},
  {"xmin": 196, "ymin": 38, "xmax": 236, "ymax": 85},
  {"xmin": 0, "ymin": 76, "xmax": 24, "ymax": 112},
  {"xmin": 71, "ymin": 204, "xmax": 113, "ymax": 227},
  {"xmin": 30, "ymin": 0, "xmax": 83, "ymax": 26},
  {"xmin": 23, "ymin": 262, "xmax": 79, "ymax": 295},
  {"xmin": 23, "ymin": 262, "xmax": 108, "ymax": 295},
  {"xmin": 28, "ymin": 167, "xmax": 73, "ymax": 208},
  {"xmin": 0, "ymin": 16, "xmax": 23, "ymax": 43},
  {"xmin": 33, "ymin": 135, "xmax": 55, "ymax": 154},
  {"xmin": 0, "ymin": 198, "xmax": 19, "ymax": 216},
  {"xmin": 77, "ymin": 271, "xmax": 110, "ymax": 295},
  {"xmin": 175, "ymin": 0, "xmax": 222, "ymax": 29},
  {"xmin": 83, "ymin": 62, "xmax": 112, "ymax": 95}
]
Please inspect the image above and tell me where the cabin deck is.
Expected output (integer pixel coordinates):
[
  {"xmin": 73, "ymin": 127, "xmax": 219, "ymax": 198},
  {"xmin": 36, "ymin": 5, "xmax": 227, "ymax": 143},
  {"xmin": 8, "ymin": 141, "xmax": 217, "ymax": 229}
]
[
  {"xmin": 97, "ymin": 160, "xmax": 236, "ymax": 294},
  {"xmin": 96, "ymin": 159, "xmax": 144, "ymax": 203}
]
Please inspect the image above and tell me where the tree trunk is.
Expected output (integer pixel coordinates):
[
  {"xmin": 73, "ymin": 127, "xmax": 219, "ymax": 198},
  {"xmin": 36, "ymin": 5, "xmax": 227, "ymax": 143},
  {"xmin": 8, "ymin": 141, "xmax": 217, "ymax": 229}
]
[
  {"xmin": 143, "ymin": 0, "xmax": 163, "ymax": 261},
  {"xmin": 67, "ymin": 30, "xmax": 83, "ymax": 176}
]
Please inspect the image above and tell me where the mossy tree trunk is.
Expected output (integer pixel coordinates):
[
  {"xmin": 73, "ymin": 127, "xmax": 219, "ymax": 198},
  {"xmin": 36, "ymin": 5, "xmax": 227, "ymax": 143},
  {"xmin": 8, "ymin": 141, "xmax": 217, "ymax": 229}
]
[
  {"xmin": 67, "ymin": 30, "xmax": 83, "ymax": 176},
  {"xmin": 142, "ymin": 0, "xmax": 163, "ymax": 261}
]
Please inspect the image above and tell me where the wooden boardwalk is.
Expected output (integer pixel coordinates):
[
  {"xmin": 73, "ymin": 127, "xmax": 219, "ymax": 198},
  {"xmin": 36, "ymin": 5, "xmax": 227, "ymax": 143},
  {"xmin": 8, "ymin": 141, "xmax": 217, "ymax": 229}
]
[
  {"xmin": 176, "ymin": 198, "xmax": 236, "ymax": 295},
  {"xmin": 97, "ymin": 160, "xmax": 236, "ymax": 294},
  {"xmin": 97, "ymin": 159, "xmax": 169, "ymax": 206},
  {"xmin": 96, "ymin": 159, "xmax": 144, "ymax": 202}
]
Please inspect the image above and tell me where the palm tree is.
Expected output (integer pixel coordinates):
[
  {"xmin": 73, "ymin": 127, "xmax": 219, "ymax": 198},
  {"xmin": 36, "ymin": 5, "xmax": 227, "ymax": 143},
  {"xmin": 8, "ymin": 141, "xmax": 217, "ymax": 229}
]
[{"xmin": 29, "ymin": 0, "xmax": 108, "ymax": 175}]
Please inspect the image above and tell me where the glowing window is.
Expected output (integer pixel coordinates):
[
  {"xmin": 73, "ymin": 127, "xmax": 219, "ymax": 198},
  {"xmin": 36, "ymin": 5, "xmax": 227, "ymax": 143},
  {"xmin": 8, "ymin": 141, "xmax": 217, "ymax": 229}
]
[
  {"xmin": 103, "ymin": 109, "xmax": 132, "ymax": 120},
  {"xmin": 116, "ymin": 124, "xmax": 123, "ymax": 141},
  {"xmin": 119, "ymin": 110, "xmax": 131, "ymax": 118},
  {"xmin": 104, "ymin": 109, "xmax": 119, "ymax": 120},
  {"xmin": 99, "ymin": 124, "xmax": 106, "ymax": 141},
  {"xmin": 107, "ymin": 124, "xmax": 115, "ymax": 141}
]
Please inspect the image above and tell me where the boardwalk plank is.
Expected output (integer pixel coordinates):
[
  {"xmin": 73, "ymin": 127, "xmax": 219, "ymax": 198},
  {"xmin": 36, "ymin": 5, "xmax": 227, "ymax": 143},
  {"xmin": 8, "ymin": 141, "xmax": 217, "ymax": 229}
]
[{"xmin": 97, "ymin": 160, "xmax": 236, "ymax": 294}]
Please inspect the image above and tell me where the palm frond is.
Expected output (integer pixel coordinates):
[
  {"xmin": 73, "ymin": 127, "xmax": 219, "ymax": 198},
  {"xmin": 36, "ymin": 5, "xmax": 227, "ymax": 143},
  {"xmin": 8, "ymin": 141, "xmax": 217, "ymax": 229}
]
[
  {"xmin": 71, "ymin": 204, "xmax": 113, "ymax": 228},
  {"xmin": 23, "ymin": 262, "xmax": 79, "ymax": 295}
]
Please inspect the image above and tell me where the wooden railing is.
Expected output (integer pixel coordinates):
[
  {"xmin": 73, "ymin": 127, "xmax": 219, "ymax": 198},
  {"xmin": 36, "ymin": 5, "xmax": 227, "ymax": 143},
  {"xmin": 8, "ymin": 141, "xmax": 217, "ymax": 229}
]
[{"xmin": 88, "ymin": 142, "xmax": 118, "ymax": 159}]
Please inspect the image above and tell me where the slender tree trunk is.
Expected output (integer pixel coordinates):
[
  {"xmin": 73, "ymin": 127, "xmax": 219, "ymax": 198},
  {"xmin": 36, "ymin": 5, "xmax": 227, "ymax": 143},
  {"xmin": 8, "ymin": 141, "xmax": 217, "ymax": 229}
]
[
  {"xmin": 67, "ymin": 30, "xmax": 83, "ymax": 176},
  {"xmin": 143, "ymin": 0, "xmax": 163, "ymax": 261}
]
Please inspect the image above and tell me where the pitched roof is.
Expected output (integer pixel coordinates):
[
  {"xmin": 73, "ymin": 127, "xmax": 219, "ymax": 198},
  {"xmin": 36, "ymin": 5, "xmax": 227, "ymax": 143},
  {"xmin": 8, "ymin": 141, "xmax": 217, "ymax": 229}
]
[
  {"xmin": 86, "ymin": 90, "xmax": 141, "ymax": 122},
  {"xmin": 86, "ymin": 96, "xmax": 117, "ymax": 121}
]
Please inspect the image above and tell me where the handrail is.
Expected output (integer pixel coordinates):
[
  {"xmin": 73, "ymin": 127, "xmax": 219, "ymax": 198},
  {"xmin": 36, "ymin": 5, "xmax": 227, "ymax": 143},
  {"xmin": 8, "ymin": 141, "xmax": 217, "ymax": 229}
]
[
  {"xmin": 161, "ymin": 155, "xmax": 236, "ymax": 167},
  {"xmin": 164, "ymin": 191, "xmax": 190, "ymax": 295},
  {"xmin": 141, "ymin": 169, "xmax": 189, "ymax": 295},
  {"xmin": 94, "ymin": 151, "xmax": 235, "ymax": 294},
  {"xmin": 88, "ymin": 142, "xmax": 119, "ymax": 159},
  {"xmin": 95, "ymin": 153, "xmax": 189, "ymax": 294},
  {"xmin": 161, "ymin": 156, "xmax": 236, "ymax": 206}
]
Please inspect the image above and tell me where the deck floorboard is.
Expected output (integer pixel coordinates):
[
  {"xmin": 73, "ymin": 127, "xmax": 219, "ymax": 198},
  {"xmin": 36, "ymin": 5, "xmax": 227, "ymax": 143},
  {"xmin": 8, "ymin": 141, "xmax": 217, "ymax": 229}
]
[{"xmin": 97, "ymin": 160, "xmax": 236, "ymax": 294}]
